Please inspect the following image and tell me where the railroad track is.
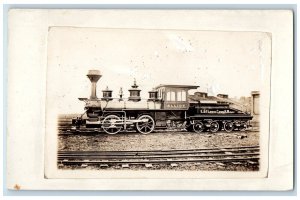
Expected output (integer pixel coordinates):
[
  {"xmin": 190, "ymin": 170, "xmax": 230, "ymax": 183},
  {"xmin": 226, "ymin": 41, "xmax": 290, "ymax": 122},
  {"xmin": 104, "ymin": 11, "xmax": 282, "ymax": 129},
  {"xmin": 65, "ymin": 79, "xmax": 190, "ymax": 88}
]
[{"xmin": 58, "ymin": 146, "xmax": 259, "ymax": 168}]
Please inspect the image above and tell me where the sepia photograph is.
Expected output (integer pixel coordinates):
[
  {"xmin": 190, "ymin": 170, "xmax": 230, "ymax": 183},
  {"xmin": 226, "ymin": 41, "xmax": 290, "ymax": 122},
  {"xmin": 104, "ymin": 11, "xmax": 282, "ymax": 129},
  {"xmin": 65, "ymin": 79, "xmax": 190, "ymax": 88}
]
[{"xmin": 45, "ymin": 27, "xmax": 270, "ymax": 175}]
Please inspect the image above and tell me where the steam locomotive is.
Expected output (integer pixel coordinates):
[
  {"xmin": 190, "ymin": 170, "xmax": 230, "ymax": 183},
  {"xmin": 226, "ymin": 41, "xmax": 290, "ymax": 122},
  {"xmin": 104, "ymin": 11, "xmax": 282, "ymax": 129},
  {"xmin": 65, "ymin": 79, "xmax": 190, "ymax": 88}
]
[{"xmin": 71, "ymin": 70, "xmax": 253, "ymax": 134}]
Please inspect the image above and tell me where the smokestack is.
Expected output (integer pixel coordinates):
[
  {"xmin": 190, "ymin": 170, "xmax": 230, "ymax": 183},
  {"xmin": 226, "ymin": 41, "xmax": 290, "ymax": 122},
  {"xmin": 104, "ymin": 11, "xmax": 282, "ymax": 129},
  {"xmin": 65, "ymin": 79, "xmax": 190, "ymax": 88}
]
[{"xmin": 87, "ymin": 70, "xmax": 102, "ymax": 99}]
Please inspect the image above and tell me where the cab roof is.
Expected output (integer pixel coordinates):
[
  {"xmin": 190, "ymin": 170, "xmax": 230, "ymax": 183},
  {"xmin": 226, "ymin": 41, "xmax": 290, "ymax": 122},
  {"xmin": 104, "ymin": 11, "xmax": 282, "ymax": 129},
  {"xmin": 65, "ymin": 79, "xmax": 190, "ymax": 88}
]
[{"xmin": 155, "ymin": 84, "xmax": 199, "ymax": 90}]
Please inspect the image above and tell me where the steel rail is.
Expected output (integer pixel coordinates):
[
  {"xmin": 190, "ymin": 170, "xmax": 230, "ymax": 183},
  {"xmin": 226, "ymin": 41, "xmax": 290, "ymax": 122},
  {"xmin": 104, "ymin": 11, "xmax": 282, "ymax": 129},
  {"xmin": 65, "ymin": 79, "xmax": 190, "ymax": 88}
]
[
  {"xmin": 58, "ymin": 157, "xmax": 259, "ymax": 165},
  {"xmin": 58, "ymin": 145, "xmax": 259, "ymax": 154},
  {"xmin": 58, "ymin": 152, "xmax": 259, "ymax": 160},
  {"xmin": 58, "ymin": 149, "xmax": 259, "ymax": 157}
]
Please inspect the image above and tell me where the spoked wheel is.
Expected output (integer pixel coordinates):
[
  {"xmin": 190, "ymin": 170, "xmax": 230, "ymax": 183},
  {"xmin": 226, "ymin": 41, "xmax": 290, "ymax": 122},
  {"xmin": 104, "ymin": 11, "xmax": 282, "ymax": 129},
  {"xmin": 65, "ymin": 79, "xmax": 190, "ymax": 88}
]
[
  {"xmin": 102, "ymin": 115, "xmax": 122, "ymax": 134},
  {"xmin": 210, "ymin": 121, "xmax": 219, "ymax": 133},
  {"xmin": 193, "ymin": 121, "xmax": 205, "ymax": 133},
  {"xmin": 224, "ymin": 121, "xmax": 234, "ymax": 132},
  {"xmin": 136, "ymin": 115, "xmax": 155, "ymax": 134},
  {"xmin": 239, "ymin": 121, "xmax": 247, "ymax": 131}
]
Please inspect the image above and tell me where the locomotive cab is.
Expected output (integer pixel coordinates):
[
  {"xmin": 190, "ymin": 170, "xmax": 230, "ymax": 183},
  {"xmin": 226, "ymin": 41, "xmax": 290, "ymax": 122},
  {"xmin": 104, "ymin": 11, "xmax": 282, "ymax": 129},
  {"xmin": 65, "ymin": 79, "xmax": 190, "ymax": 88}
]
[{"xmin": 155, "ymin": 85, "xmax": 199, "ymax": 110}]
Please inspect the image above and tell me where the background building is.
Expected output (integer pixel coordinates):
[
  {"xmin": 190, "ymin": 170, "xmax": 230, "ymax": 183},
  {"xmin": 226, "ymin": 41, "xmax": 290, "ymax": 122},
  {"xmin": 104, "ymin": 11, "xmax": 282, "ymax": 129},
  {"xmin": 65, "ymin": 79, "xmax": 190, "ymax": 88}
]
[{"xmin": 251, "ymin": 91, "xmax": 260, "ymax": 130}]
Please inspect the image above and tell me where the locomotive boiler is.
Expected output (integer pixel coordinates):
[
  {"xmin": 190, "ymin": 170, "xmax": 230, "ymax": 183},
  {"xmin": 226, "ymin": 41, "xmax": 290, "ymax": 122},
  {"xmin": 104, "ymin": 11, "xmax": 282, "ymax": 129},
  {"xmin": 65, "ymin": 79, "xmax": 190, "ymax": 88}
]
[{"xmin": 71, "ymin": 70, "xmax": 253, "ymax": 134}]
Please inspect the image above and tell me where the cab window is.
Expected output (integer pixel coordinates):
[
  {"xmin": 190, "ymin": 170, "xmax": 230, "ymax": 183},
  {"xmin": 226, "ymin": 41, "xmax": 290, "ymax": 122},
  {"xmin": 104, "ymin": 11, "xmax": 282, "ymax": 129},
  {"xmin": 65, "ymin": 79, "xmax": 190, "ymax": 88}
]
[
  {"xmin": 182, "ymin": 90, "xmax": 186, "ymax": 101},
  {"xmin": 177, "ymin": 90, "xmax": 186, "ymax": 101},
  {"xmin": 171, "ymin": 91, "xmax": 175, "ymax": 101},
  {"xmin": 166, "ymin": 90, "xmax": 176, "ymax": 101}
]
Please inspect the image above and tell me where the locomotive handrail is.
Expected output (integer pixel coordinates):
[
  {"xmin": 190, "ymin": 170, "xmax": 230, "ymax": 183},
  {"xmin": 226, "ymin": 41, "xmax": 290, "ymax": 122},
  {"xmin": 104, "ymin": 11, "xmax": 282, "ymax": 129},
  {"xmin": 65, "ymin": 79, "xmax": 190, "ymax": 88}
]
[{"xmin": 81, "ymin": 97, "xmax": 163, "ymax": 101}]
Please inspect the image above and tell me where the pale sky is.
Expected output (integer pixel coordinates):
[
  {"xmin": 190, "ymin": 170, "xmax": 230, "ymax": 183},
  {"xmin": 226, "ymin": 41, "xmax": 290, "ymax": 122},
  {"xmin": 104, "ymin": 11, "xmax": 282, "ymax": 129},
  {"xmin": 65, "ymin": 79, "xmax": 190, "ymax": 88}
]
[{"xmin": 47, "ymin": 27, "xmax": 271, "ymax": 114}]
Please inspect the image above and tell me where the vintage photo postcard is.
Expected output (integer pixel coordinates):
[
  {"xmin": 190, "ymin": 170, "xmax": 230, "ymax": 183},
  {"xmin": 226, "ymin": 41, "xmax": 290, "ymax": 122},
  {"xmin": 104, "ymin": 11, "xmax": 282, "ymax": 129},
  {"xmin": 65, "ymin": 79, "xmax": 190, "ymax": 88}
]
[
  {"xmin": 7, "ymin": 9, "xmax": 293, "ymax": 190},
  {"xmin": 45, "ymin": 27, "xmax": 270, "ymax": 179}
]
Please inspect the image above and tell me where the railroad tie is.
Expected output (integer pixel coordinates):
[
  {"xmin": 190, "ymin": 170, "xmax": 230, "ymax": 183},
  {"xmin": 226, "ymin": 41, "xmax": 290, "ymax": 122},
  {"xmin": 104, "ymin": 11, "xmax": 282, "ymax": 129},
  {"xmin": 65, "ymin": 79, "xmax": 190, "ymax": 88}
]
[
  {"xmin": 247, "ymin": 161, "xmax": 258, "ymax": 164},
  {"xmin": 145, "ymin": 164, "xmax": 153, "ymax": 168},
  {"xmin": 100, "ymin": 164, "xmax": 109, "ymax": 168},
  {"xmin": 216, "ymin": 162, "xmax": 225, "ymax": 166},
  {"xmin": 122, "ymin": 164, "xmax": 129, "ymax": 168}
]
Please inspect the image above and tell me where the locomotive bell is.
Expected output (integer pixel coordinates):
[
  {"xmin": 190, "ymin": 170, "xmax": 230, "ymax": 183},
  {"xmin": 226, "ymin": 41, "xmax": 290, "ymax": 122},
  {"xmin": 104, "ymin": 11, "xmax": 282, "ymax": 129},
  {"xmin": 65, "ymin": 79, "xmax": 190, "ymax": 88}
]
[{"xmin": 87, "ymin": 70, "xmax": 102, "ymax": 99}]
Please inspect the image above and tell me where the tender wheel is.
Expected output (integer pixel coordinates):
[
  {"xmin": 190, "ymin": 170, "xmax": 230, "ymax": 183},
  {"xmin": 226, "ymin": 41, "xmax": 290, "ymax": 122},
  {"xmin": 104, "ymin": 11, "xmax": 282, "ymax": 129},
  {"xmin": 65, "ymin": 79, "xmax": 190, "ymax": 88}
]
[
  {"xmin": 210, "ymin": 121, "xmax": 219, "ymax": 133},
  {"xmin": 224, "ymin": 121, "xmax": 234, "ymax": 132},
  {"xmin": 136, "ymin": 115, "xmax": 155, "ymax": 134},
  {"xmin": 193, "ymin": 121, "xmax": 205, "ymax": 133},
  {"xmin": 239, "ymin": 121, "xmax": 247, "ymax": 131},
  {"xmin": 102, "ymin": 115, "xmax": 122, "ymax": 134}
]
